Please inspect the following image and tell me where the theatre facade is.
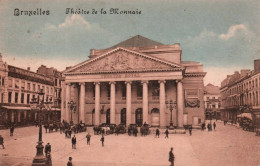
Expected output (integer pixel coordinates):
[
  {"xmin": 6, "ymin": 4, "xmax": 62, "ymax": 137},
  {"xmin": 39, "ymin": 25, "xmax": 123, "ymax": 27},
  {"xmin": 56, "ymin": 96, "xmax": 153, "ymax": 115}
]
[{"xmin": 62, "ymin": 35, "xmax": 206, "ymax": 128}]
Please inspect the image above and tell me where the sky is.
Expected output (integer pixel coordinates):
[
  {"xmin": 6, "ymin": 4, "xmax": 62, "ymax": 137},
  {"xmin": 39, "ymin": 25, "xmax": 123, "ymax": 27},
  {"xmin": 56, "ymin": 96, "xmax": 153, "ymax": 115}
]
[{"xmin": 0, "ymin": 0, "xmax": 259, "ymax": 86}]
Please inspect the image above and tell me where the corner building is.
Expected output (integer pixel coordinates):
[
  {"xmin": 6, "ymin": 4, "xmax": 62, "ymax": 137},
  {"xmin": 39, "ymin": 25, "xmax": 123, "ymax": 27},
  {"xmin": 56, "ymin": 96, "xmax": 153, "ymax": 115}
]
[{"xmin": 62, "ymin": 35, "xmax": 206, "ymax": 128}]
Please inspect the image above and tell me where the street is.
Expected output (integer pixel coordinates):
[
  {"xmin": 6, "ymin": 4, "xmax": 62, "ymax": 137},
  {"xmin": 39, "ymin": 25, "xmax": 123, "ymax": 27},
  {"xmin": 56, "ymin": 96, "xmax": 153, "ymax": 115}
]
[{"xmin": 0, "ymin": 121, "xmax": 259, "ymax": 166}]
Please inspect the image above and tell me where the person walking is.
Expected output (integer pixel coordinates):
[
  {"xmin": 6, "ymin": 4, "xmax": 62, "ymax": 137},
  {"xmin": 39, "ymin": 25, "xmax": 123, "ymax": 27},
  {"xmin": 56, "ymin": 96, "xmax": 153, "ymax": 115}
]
[
  {"xmin": 86, "ymin": 133, "xmax": 91, "ymax": 145},
  {"xmin": 207, "ymin": 123, "xmax": 210, "ymax": 131},
  {"xmin": 169, "ymin": 147, "xmax": 175, "ymax": 166},
  {"xmin": 67, "ymin": 157, "xmax": 73, "ymax": 166},
  {"xmin": 213, "ymin": 122, "xmax": 216, "ymax": 131},
  {"xmin": 44, "ymin": 142, "xmax": 51, "ymax": 157},
  {"xmin": 155, "ymin": 128, "xmax": 160, "ymax": 138},
  {"xmin": 10, "ymin": 125, "xmax": 14, "ymax": 136},
  {"xmin": 189, "ymin": 126, "xmax": 192, "ymax": 136},
  {"xmin": 0, "ymin": 135, "xmax": 5, "ymax": 149},
  {"xmin": 165, "ymin": 128, "xmax": 169, "ymax": 138},
  {"xmin": 72, "ymin": 135, "xmax": 77, "ymax": 149},
  {"xmin": 100, "ymin": 135, "xmax": 104, "ymax": 147}
]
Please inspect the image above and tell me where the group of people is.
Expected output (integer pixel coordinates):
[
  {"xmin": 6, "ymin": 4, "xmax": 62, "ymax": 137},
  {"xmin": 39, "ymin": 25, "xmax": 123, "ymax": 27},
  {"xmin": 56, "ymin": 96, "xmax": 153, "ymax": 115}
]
[
  {"xmin": 201, "ymin": 122, "xmax": 216, "ymax": 131},
  {"xmin": 155, "ymin": 128, "xmax": 169, "ymax": 138}
]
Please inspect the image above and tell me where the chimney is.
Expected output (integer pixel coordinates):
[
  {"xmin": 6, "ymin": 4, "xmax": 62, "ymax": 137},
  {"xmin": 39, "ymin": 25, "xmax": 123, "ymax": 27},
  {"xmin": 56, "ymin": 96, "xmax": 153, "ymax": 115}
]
[
  {"xmin": 27, "ymin": 67, "xmax": 30, "ymax": 71},
  {"xmin": 240, "ymin": 69, "xmax": 251, "ymax": 77},
  {"xmin": 254, "ymin": 59, "xmax": 260, "ymax": 73}
]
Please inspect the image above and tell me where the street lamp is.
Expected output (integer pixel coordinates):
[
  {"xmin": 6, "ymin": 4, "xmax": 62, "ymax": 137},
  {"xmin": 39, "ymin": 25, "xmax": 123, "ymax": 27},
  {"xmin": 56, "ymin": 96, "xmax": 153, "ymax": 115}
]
[
  {"xmin": 67, "ymin": 100, "xmax": 76, "ymax": 125},
  {"xmin": 166, "ymin": 99, "xmax": 177, "ymax": 130},
  {"xmin": 31, "ymin": 89, "xmax": 52, "ymax": 166}
]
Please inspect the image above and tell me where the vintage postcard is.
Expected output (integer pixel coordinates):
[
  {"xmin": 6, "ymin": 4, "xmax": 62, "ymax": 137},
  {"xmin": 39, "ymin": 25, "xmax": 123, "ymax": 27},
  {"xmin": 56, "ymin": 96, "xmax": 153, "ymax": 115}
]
[{"xmin": 0, "ymin": 0, "xmax": 259, "ymax": 166}]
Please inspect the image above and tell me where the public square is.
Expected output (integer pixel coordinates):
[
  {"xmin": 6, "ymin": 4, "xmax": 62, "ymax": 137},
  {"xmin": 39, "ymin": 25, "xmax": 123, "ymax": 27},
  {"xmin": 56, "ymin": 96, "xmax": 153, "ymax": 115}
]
[{"xmin": 0, "ymin": 120, "xmax": 259, "ymax": 166}]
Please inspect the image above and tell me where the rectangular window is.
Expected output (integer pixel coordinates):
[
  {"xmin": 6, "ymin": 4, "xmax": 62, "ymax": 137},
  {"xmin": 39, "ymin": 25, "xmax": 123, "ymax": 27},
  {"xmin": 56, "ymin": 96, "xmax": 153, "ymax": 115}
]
[
  {"xmin": 27, "ymin": 83, "xmax": 31, "ymax": 90},
  {"xmin": 42, "ymin": 86, "xmax": 45, "ymax": 93},
  {"xmin": 15, "ymin": 92, "xmax": 18, "ymax": 103},
  {"xmin": 27, "ymin": 94, "xmax": 30, "ymax": 104},
  {"xmin": 21, "ymin": 81, "xmax": 25, "ymax": 90},
  {"xmin": 137, "ymin": 83, "xmax": 143, "ymax": 100},
  {"xmin": 38, "ymin": 85, "xmax": 40, "ymax": 92},
  {"xmin": 50, "ymin": 88, "xmax": 53, "ymax": 94},
  {"xmin": 1, "ymin": 93, "xmax": 3, "ymax": 103},
  {"xmin": 33, "ymin": 84, "xmax": 36, "ymax": 91},
  {"xmin": 8, "ymin": 92, "xmax": 12, "ymax": 103},
  {"xmin": 213, "ymin": 97, "xmax": 215, "ymax": 100},
  {"xmin": 46, "ymin": 87, "xmax": 49, "ymax": 95},
  {"xmin": 206, "ymin": 97, "xmax": 209, "ymax": 100},
  {"xmin": 8, "ymin": 79, "xmax": 12, "ymax": 88},
  {"xmin": 21, "ymin": 93, "xmax": 24, "ymax": 103},
  {"xmin": 122, "ymin": 84, "xmax": 126, "ymax": 99},
  {"xmin": 15, "ymin": 80, "xmax": 19, "ymax": 89}
]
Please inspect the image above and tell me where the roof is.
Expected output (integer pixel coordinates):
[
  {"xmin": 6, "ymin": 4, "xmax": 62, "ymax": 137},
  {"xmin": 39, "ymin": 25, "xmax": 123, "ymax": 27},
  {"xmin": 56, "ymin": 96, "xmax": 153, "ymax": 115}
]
[
  {"xmin": 108, "ymin": 35, "xmax": 163, "ymax": 49},
  {"xmin": 204, "ymin": 83, "xmax": 220, "ymax": 95}
]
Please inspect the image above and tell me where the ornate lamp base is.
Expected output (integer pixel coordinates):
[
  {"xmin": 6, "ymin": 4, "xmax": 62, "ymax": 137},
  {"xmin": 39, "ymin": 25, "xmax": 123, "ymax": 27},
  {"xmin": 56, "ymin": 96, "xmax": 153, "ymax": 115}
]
[
  {"xmin": 32, "ymin": 141, "xmax": 47, "ymax": 166},
  {"xmin": 168, "ymin": 121, "xmax": 175, "ymax": 130}
]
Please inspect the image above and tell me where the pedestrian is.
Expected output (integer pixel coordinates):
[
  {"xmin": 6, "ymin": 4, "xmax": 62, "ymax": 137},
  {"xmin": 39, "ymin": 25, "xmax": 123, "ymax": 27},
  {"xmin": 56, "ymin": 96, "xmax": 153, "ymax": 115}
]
[
  {"xmin": 67, "ymin": 157, "xmax": 73, "ymax": 166},
  {"xmin": 10, "ymin": 125, "xmax": 14, "ymax": 136},
  {"xmin": 86, "ymin": 133, "xmax": 91, "ymax": 145},
  {"xmin": 71, "ymin": 135, "xmax": 77, "ymax": 149},
  {"xmin": 44, "ymin": 123, "xmax": 48, "ymax": 133},
  {"xmin": 155, "ymin": 128, "xmax": 160, "ymax": 138},
  {"xmin": 165, "ymin": 129, "xmax": 169, "ymax": 138},
  {"xmin": 169, "ymin": 147, "xmax": 175, "ymax": 166},
  {"xmin": 100, "ymin": 135, "xmax": 104, "ymax": 147},
  {"xmin": 0, "ymin": 135, "xmax": 5, "ymax": 149},
  {"xmin": 201, "ymin": 123, "xmax": 205, "ymax": 131},
  {"xmin": 207, "ymin": 123, "xmax": 210, "ymax": 131},
  {"xmin": 213, "ymin": 122, "xmax": 216, "ymax": 131},
  {"xmin": 189, "ymin": 126, "xmax": 192, "ymax": 136},
  {"xmin": 44, "ymin": 142, "xmax": 51, "ymax": 157}
]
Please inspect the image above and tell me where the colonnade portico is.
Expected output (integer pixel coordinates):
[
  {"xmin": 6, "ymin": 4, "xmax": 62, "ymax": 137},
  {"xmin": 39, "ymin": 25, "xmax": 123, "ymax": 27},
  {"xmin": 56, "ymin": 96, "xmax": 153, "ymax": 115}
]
[{"xmin": 64, "ymin": 79, "xmax": 184, "ymax": 128}]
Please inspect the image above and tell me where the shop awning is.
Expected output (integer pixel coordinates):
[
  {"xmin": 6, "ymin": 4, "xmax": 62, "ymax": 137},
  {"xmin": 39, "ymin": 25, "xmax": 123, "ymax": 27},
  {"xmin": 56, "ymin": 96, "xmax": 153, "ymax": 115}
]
[
  {"xmin": 237, "ymin": 113, "xmax": 252, "ymax": 120},
  {"xmin": 1, "ymin": 106, "xmax": 31, "ymax": 110}
]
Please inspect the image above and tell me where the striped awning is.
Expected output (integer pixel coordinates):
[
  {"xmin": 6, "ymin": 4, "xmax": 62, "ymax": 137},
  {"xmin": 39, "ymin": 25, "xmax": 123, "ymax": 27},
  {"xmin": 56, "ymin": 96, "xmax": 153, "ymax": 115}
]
[{"xmin": 1, "ymin": 106, "xmax": 31, "ymax": 110}]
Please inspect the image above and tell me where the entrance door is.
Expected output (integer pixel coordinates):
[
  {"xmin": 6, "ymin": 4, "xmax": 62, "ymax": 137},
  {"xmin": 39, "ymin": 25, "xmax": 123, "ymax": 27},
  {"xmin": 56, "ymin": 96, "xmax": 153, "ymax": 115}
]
[
  {"xmin": 135, "ymin": 108, "xmax": 143, "ymax": 126},
  {"xmin": 106, "ymin": 109, "xmax": 110, "ymax": 124},
  {"xmin": 121, "ymin": 108, "xmax": 126, "ymax": 125},
  {"xmin": 151, "ymin": 108, "xmax": 160, "ymax": 126}
]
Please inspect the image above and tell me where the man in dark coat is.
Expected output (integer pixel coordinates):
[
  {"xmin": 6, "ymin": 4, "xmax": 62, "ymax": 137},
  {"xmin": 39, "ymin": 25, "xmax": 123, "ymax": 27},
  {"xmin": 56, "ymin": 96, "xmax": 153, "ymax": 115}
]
[
  {"xmin": 67, "ymin": 157, "xmax": 73, "ymax": 166},
  {"xmin": 213, "ymin": 122, "xmax": 216, "ymax": 131},
  {"xmin": 72, "ymin": 135, "xmax": 76, "ymax": 149},
  {"xmin": 86, "ymin": 133, "xmax": 91, "ymax": 145},
  {"xmin": 169, "ymin": 147, "xmax": 175, "ymax": 166},
  {"xmin": 189, "ymin": 126, "xmax": 192, "ymax": 136},
  {"xmin": 100, "ymin": 135, "xmax": 104, "ymax": 147},
  {"xmin": 165, "ymin": 129, "xmax": 169, "ymax": 138},
  {"xmin": 0, "ymin": 135, "xmax": 5, "ymax": 149},
  {"xmin": 45, "ymin": 142, "xmax": 51, "ymax": 157},
  {"xmin": 155, "ymin": 128, "xmax": 160, "ymax": 138},
  {"xmin": 10, "ymin": 125, "xmax": 14, "ymax": 136}
]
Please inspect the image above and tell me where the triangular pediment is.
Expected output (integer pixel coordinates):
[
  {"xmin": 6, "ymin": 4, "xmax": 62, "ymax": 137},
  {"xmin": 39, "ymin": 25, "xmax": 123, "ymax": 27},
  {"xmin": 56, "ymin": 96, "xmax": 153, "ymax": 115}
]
[{"xmin": 65, "ymin": 48, "xmax": 183, "ymax": 74}]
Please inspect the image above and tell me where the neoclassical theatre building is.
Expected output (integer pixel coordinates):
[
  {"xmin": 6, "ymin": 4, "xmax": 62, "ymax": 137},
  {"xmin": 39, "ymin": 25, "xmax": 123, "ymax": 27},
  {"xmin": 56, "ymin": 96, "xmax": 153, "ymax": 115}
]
[{"xmin": 62, "ymin": 35, "xmax": 206, "ymax": 128}]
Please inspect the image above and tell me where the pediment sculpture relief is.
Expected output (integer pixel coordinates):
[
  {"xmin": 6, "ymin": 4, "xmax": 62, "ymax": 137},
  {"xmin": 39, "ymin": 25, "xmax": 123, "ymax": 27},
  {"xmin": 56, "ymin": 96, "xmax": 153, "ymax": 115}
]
[{"xmin": 72, "ymin": 51, "xmax": 174, "ymax": 72}]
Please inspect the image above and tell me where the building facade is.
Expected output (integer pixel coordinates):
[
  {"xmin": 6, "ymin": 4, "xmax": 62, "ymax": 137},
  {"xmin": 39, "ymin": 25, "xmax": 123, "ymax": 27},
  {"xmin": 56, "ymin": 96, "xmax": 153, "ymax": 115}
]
[
  {"xmin": 220, "ymin": 59, "xmax": 260, "ymax": 125},
  {"xmin": 0, "ymin": 54, "xmax": 61, "ymax": 126},
  {"xmin": 62, "ymin": 35, "xmax": 206, "ymax": 128},
  {"xmin": 203, "ymin": 83, "xmax": 221, "ymax": 120}
]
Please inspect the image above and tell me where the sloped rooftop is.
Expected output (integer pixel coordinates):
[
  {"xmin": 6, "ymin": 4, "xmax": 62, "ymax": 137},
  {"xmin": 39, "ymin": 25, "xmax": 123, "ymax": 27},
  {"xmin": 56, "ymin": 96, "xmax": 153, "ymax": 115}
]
[
  {"xmin": 108, "ymin": 35, "xmax": 164, "ymax": 49},
  {"xmin": 204, "ymin": 83, "xmax": 220, "ymax": 95}
]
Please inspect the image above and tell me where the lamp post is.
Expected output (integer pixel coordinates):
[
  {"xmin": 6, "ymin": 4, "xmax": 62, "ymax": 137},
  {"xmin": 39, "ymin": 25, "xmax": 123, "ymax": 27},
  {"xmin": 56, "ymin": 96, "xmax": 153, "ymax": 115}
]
[
  {"xmin": 31, "ymin": 89, "xmax": 52, "ymax": 166},
  {"xmin": 68, "ymin": 101, "xmax": 76, "ymax": 125},
  {"xmin": 166, "ymin": 99, "xmax": 177, "ymax": 130}
]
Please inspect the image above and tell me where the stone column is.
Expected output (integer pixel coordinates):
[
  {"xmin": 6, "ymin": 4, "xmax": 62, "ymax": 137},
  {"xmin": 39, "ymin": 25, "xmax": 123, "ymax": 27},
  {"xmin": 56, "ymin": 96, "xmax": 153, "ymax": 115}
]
[
  {"xmin": 125, "ymin": 81, "xmax": 132, "ymax": 126},
  {"xmin": 142, "ymin": 80, "xmax": 149, "ymax": 124},
  {"xmin": 65, "ymin": 83, "xmax": 71, "ymax": 122},
  {"xmin": 159, "ymin": 80, "xmax": 166, "ymax": 127},
  {"xmin": 18, "ymin": 80, "xmax": 21, "ymax": 104},
  {"xmin": 110, "ymin": 82, "xmax": 116, "ymax": 124},
  {"xmin": 3, "ymin": 77, "xmax": 8, "ymax": 103},
  {"xmin": 79, "ymin": 83, "xmax": 86, "ymax": 123},
  {"xmin": 94, "ymin": 82, "xmax": 100, "ymax": 125},
  {"xmin": 177, "ymin": 80, "xmax": 184, "ymax": 128}
]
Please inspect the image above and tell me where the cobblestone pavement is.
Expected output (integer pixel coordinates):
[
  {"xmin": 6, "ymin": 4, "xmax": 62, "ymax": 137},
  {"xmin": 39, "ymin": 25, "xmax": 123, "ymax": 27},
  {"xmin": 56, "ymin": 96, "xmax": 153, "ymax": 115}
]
[{"xmin": 0, "ymin": 121, "xmax": 259, "ymax": 166}]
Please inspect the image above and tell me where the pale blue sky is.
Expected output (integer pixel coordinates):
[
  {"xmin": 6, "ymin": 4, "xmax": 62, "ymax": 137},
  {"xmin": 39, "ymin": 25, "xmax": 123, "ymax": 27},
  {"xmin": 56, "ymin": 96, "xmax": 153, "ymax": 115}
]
[{"xmin": 0, "ymin": 0, "xmax": 259, "ymax": 86}]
